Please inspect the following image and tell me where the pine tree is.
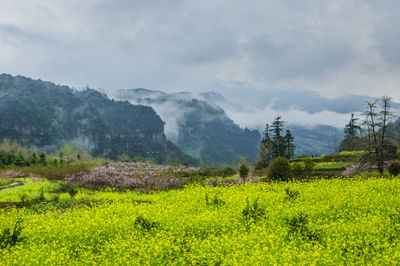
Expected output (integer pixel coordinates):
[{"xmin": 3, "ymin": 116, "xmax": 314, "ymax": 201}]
[
  {"xmin": 284, "ymin": 129, "xmax": 295, "ymax": 159},
  {"xmin": 339, "ymin": 113, "xmax": 362, "ymax": 151},
  {"xmin": 269, "ymin": 116, "xmax": 286, "ymax": 158},
  {"xmin": 257, "ymin": 116, "xmax": 295, "ymax": 169}
]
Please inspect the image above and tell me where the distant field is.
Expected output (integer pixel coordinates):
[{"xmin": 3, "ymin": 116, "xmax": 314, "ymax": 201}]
[
  {"xmin": 313, "ymin": 161, "xmax": 353, "ymax": 169},
  {"xmin": 1, "ymin": 177, "xmax": 400, "ymax": 264}
]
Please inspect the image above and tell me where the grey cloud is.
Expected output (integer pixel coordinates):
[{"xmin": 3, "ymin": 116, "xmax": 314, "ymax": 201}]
[
  {"xmin": 245, "ymin": 32, "xmax": 354, "ymax": 81},
  {"xmin": 1, "ymin": 0, "xmax": 400, "ymax": 103}
]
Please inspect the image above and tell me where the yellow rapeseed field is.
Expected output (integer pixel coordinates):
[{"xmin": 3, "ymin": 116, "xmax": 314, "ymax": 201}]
[{"xmin": 1, "ymin": 177, "xmax": 400, "ymax": 264}]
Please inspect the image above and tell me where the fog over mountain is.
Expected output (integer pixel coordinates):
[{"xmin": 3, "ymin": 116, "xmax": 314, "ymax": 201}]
[{"xmin": 116, "ymin": 89, "xmax": 261, "ymax": 166}]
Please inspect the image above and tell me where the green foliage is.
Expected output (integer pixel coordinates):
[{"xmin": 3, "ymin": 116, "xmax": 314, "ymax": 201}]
[
  {"xmin": 291, "ymin": 162, "xmax": 304, "ymax": 177},
  {"xmin": 302, "ymin": 156, "xmax": 315, "ymax": 176},
  {"xmin": 258, "ymin": 116, "xmax": 295, "ymax": 169},
  {"xmin": 68, "ymin": 186, "xmax": 79, "ymax": 199},
  {"xmin": 268, "ymin": 157, "xmax": 291, "ymax": 181},
  {"xmin": 39, "ymin": 152, "xmax": 47, "ymax": 166},
  {"xmin": 0, "ymin": 219, "xmax": 25, "ymax": 249},
  {"xmin": 285, "ymin": 213, "xmax": 321, "ymax": 244},
  {"xmin": 388, "ymin": 162, "xmax": 400, "ymax": 176},
  {"xmin": 239, "ymin": 164, "xmax": 249, "ymax": 179},
  {"xmin": 205, "ymin": 192, "xmax": 225, "ymax": 207},
  {"xmin": 134, "ymin": 215, "xmax": 159, "ymax": 231},
  {"xmin": 20, "ymin": 162, "xmax": 94, "ymax": 180},
  {"xmin": 0, "ymin": 74, "xmax": 198, "ymax": 165},
  {"xmin": 242, "ymin": 198, "xmax": 266, "ymax": 225},
  {"xmin": 285, "ymin": 187, "xmax": 300, "ymax": 201},
  {"xmin": 18, "ymin": 192, "xmax": 29, "ymax": 203}
]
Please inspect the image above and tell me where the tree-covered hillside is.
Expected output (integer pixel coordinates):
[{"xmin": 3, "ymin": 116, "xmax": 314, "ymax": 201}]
[
  {"xmin": 0, "ymin": 74, "xmax": 196, "ymax": 164},
  {"xmin": 117, "ymin": 89, "xmax": 261, "ymax": 166}
]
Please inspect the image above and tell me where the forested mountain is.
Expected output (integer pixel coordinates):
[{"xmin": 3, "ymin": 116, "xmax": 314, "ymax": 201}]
[
  {"xmin": 287, "ymin": 125, "xmax": 343, "ymax": 155},
  {"xmin": 0, "ymin": 74, "xmax": 196, "ymax": 164},
  {"xmin": 117, "ymin": 89, "xmax": 261, "ymax": 166}
]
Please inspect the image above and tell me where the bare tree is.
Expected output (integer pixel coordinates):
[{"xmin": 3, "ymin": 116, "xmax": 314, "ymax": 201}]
[{"xmin": 360, "ymin": 97, "xmax": 398, "ymax": 173}]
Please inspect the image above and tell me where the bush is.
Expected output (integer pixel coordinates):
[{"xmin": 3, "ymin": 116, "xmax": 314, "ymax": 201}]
[
  {"xmin": 21, "ymin": 162, "xmax": 93, "ymax": 180},
  {"xmin": 302, "ymin": 156, "xmax": 315, "ymax": 176},
  {"xmin": 269, "ymin": 157, "xmax": 291, "ymax": 181},
  {"xmin": 135, "ymin": 216, "xmax": 159, "ymax": 231},
  {"xmin": 388, "ymin": 162, "xmax": 400, "ymax": 176},
  {"xmin": 291, "ymin": 162, "xmax": 304, "ymax": 177},
  {"xmin": 205, "ymin": 193, "xmax": 225, "ymax": 207},
  {"xmin": 242, "ymin": 198, "xmax": 266, "ymax": 225},
  {"xmin": 239, "ymin": 164, "xmax": 250, "ymax": 180},
  {"xmin": 0, "ymin": 219, "xmax": 25, "ymax": 249},
  {"xmin": 285, "ymin": 213, "xmax": 320, "ymax": 244}
]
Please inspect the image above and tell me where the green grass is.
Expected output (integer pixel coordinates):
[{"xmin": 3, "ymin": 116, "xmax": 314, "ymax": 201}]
[
  {"xmin": 313, "ymin": 161, "xmax": 354, "ymax": 170},
  {"xmin": 1, "ymin": 177, "xmax": 400, "ymax": 264},
  {"xmin": 7, "ymin": 160, "xmax": 103, "ymax": 180}
]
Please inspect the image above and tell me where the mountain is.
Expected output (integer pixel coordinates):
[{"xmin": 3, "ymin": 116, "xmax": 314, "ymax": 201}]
[
  {"xmin": 117, "ymin": 89, "xmax": 261, "ymax": 166},
  {"xmin": 287, "ymin": 125, "xmax": 344, "ymax": 155},
  {"xmin": 117, "ymin": 88, "xmax": 349, "ymax": 159},
  {"xmin": 0, "ymin": 74, "xmax": 197, "ymax": 164}
]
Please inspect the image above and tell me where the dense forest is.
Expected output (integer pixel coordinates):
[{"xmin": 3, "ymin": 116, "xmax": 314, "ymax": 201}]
[
  {"xmin": 117, "ymin": 89, "xmax": 261, "ymax": 166},
  {"xmin": 0, "ymin": 74, "xmax": 197, "ymax": 164}
]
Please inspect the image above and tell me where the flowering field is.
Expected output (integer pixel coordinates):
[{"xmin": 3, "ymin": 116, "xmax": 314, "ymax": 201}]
[{"xmin": 1, "ymin": 176, "xmax": 400, "ymax": 264}]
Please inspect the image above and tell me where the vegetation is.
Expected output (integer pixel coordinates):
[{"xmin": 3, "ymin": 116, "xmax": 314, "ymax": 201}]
[
  {"xmin": 118, "ymin": 89, "xmax": 261, "ymax": 166},
  {"xmin": 388, "ymin": 162, "xmax": 400, "ymax": 176},
  {"xmin": 256, "ymin": 115, "xmax": 295, "ymax": 170},
  {"xmin": 239, "ymin": 164, "xmax": 250, "ymax": 180},
  {"xmin": 0, "ymin": 74, "xmax": 197, "ymax": 165},
  {"xmin": 268, "ymin": 157, "xmax": 291, "ymax": 181},
  {"xmin": 1, "ymin": 177, "xmax": 400, "ymax": 264}
]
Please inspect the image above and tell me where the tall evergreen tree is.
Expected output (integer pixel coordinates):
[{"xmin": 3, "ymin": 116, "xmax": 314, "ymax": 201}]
[
  {"xmin": 269, "ymin": 116, "xmax": 286, "ymax": 158},
  {"xmin": 339, "ymin": 113, "xmax": 362, "ymax": 151},
  {"xmin": 257, "ymin": 116, "xmax": 295, "ymax": 169},
  {"xmin": 284, "ymin": 129, "xmax": 295, "ymax": 159}
]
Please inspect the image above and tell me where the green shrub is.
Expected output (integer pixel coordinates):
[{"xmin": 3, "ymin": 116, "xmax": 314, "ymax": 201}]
[
  {"xmin": 68, "ymin": 186, "xmax": 78, "ymax": 199},
  {"xmin": 291, "ymin": 162, "xmax": 304, "ymax": 177},
  {"xmin": 239, "ymin": 164, "xmax": 250, "ymax": 180},
  {"xmin": 269, "ymin": 157, "xmax": 291, "ymax": 181},
  {"xmin": 388, "ymin": 162, "xmax": 400, "ymax": 176},
  {"xmin": 21, "ymin": 162, "xmax": 92, "ymax": 180},
  {"xmin": 242, "ymin": 198, "xmax": 266, "ymax": 226},
  {"xmin": 285, "ymin": 187, "xmax": 300, "ymax": 201},
  {"xmin": 205, "ymin": 193, "xmax": 225, "ymax": 207},
  {"xmin": 134, "ymin": 216, "xmax": 159, "ymax": 231},
  {"xmin": 302, "ymin": 156, "xmax": 315, "ymax": 176},
  {"xmin": 285, "ymin": 213, "xmax": 320, "ymax": 244},
  {"xmin": 220, "ymin": 166, "xmax": 236, "ymax": 177},
  {"xmin": 0, "ymin": 219, "xmax": 25, "ymax": 249}
]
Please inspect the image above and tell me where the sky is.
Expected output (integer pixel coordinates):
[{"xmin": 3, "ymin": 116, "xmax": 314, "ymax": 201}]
[{"xmin": 1, "ymin": 0, "xmax": 400, "ymax": 123}]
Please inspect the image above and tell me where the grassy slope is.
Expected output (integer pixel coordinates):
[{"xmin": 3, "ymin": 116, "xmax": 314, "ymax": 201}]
[{"xmin": 1, "ymin": 177, "xmax": 400, "ymax": 264}]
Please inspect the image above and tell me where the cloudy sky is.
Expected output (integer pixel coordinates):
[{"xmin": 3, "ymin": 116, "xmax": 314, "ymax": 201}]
[{"xmin": 1, "ymin": 0, "xmax": 400, "ymax": 105}]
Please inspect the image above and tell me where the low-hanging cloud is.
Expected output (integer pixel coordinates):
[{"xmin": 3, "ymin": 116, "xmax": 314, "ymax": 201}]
[{"xmin": 1, "ymin": 0, "xmax": 400, "ymax": 101}]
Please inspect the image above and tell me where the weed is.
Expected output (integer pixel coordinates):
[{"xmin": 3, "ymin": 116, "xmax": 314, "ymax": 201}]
[
  {"xmin": 0, "ymin": 219, "xmax": 25, "ymax": 249},
  {"xmin": 68, "ymin": 186, "xmax": 78, "ymax": 199},
  {"xmin": 18, "ymin": 192, "xmax": 29, "ymax": 203},
  {"xmin": 134, "ymin": 215, "xmax": 159, "ymax": 231},
  {"xmin": 285, "ymin": 187, "xmax": 300, "ymax": 201},
  {"xmin": 242, "ymin": 198, "xmax": 266, "ymax": 225},
  {"xmin": 285, "ymin": 213, "xmax": 321, "ymax": 244},
  {"xmin": 205, "ymin": 193, "xmax": 226, "ymax": 207}
]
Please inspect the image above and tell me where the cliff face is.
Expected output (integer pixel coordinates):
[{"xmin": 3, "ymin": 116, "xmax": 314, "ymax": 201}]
[
  {"xmin": 0, "ymin": 74, "xmax": 197, "ymax": 164},
  {"xmin": 117, "ymin": 89, "xmax": 261, "ymax": 166}
]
